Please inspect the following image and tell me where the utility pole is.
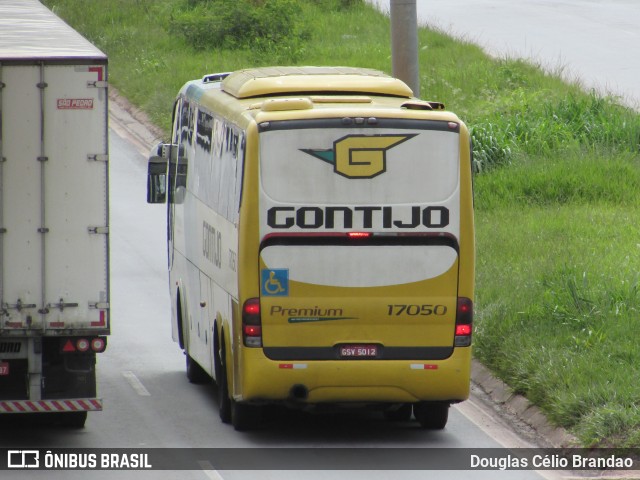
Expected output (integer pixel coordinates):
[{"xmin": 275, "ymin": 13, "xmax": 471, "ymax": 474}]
[{"xmin": 390, "ymin": 0, "xmax": 420, "ymax": 97}]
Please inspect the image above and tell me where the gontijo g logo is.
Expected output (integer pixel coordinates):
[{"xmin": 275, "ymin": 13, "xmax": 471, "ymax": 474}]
[{"xmin": 301, "ymin": 134, "xmax": 416, "ymax": 179}]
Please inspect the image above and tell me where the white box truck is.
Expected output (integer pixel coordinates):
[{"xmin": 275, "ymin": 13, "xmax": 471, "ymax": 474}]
[{"xmin": 0, "ymin": 0, "xmax": 109, "ymax": 427}]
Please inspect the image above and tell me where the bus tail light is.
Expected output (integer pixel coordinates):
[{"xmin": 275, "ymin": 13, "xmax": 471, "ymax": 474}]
[
  {"xmin": 346, "ymin": 232, "xmax": 371, "ymax": 239},
  {"xmin": 454, "ymin": 297, "xmax": 473, "ymax": 347},
  {"xmin": 243, "ymin": 298, "xmax": 262, "ymax": 347}
]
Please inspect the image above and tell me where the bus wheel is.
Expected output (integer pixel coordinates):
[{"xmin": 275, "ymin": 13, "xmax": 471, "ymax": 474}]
[
  {"xmin": 413, "ymin": 401, "xmax": 449, "ymax": 430},
  {"xmin": 186, "ymin": 354, "xmax": 209, "ymax": 384},
  {"xmin": 231, "ymin": 400, "xmax": 262, "ymax": 432},
  {"xmin": 217, "ymin": 336, "xmax": 231, "ymax": 424},
  {"xmin": 383, "ymin": 403, "xmax": 413, "ymax": 422}
]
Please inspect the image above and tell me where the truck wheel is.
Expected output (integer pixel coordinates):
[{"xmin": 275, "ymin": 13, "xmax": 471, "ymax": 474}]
[
  {"xmin": 231, "ymin": 400, "xmax": 262, "ymax": 432},
  {"xmin": 383, "ymin": 403, "xmax": 413, "ymax": 422},
  {"xmin": 217, "ymin": 336, "xmax": 231, "ymax": 424},
  {"xmin": 413, "ymin": 401, "xmax": 449, "ymax": 430},
  {"xmin": 62, "ymin": 411, "xmax": 88, "ymax": 428},
  {"xmin": 186, "ymin": 354, "xmax": 209, "ymax": 384}
]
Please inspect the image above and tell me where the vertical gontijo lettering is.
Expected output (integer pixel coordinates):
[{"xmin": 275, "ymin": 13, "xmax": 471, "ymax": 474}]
[
  {"xmin": 301, "ymin": 134, "xmax": 416, "ymax": 179},
  {"xmin": 203, "ymin": 221, "xmax": 222, "ymax": 268}
]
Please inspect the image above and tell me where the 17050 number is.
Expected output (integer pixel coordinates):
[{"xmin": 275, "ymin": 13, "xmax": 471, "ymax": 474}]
[{"xmin": 387, "ymin": 304, "xmax": 448, "ymax": 316}]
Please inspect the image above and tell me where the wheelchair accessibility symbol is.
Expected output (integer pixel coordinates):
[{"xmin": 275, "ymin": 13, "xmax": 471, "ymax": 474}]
[{"xmin": 261, "ymin": 269, "xmax": 289, "ymax": 297}]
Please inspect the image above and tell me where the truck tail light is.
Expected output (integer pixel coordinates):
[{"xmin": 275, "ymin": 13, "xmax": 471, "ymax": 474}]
[
  {"xmin": 61, "ymin": 337, "xmax": 108, "ymax": 353},
  {"xmin": 242, "ymin": 298, "xmax": 262, "ymax": 348},
  {"xmin": 91, "ymin": 337, "xmax": 107, "ymax": 352},
  {"xmin": 76, "ymin": 338, "xmax": 90, "ymax": 352},
  {"xmin": 455, "ymin": 297, "xmax": 473, "ymax": 347}
]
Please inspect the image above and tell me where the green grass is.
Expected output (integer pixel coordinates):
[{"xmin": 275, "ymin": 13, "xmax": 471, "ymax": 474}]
[
  {"xmin": 42, "ymin": 0, "xmax": 640, "ymax": 447},
  {"xmin": 474, "ymin": 205, "xmax": 640, "ymax": 447}
]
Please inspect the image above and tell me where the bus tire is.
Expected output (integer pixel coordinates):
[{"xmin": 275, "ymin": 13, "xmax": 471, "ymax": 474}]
[
  {"xmin": 217, "ymin": 335, "xmax": 231, "ymax": 424},
  {"xmin": 383, "ymin": 403, "xmax": 413, "ymax": 422},
  {"xmin": 176, "ymin": 290, "xmax": 185, "ymax": 350},
  {"xmin": 231, "ymin": 400, "xmax": 262, "ymax": 432},
  {"xmin": 186, "ymin": 354, "xmax": 209, "ymax": 384},
  {"xmin": 413, "ymin": 401, "xmax": 449, "ymax": 430}
]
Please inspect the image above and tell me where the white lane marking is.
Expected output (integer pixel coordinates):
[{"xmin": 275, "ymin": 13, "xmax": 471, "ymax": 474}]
[
  {"xmin": 197, "ymin": 461, "xmax": 225, "ymax": 480},
  {"xmin": 455, "ymin": 399, "xmax": 562, "ymax": 480},
  {"xmin": 122, "ymin": 370, "xmax": 151, "ymax": 396}
]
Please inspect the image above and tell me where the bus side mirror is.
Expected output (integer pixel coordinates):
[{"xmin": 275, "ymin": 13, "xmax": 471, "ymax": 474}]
[
  {"xmin": 146, "ymin": 143, "xmax": 184, "ymax": 204},
  {"xmin": 147, "ymin": 143, "xmax": 169, "ymax": 204},
  {"xmin": 147, "ymin": 157, "xmax": 167, "ymax": 204}
]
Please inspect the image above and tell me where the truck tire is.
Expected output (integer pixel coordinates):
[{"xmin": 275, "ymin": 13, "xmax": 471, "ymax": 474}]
[
  {"xmin": 62, "ymin": 411, "xmax": 88, "ymax": 428},
  {"xmin": 413, "ymin": 401, "xmax": 449, "ymax": 430}
]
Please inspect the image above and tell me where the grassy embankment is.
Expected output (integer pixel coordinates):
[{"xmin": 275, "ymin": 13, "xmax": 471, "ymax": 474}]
[{"xmin": 43, "ymin": 0, "xmax": 640, "ymax": 447}]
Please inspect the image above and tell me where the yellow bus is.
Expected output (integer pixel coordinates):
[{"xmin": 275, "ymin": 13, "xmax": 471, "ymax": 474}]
[{"xmin": 147, "ymin": 66, "xmax": 475, "ymax": 431}]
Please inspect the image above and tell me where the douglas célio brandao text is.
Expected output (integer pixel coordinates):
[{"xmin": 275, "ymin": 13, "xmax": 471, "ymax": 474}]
[{"xmin": 470, "ymin": 452, "xmax": 635, "ymax": 470}]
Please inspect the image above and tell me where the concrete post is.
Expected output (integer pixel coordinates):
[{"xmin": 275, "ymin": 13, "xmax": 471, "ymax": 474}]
[{"xmin": 390, "ymin": 0, "xmax": 420, "ymax": 97}]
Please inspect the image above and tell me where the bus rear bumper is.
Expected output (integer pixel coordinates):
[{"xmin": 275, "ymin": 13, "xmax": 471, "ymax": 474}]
[{"xmin": 236, "ymin": 347, "xmax": 472, "ymax": 404}]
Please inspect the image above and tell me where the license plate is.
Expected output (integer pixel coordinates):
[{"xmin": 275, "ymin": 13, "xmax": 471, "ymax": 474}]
[
  {"xmin": 339, "ymin": 344, "xmax": 378, "ymax": 358},
  {"xmin": 0, "ymin": 362, "xmax": 9, "ymax": 376}
]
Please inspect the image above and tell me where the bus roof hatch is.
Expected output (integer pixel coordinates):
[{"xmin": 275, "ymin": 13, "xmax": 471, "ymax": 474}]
[{"xmin": 221, "ymin": 66, "xmax": 414, "ymax": 99}]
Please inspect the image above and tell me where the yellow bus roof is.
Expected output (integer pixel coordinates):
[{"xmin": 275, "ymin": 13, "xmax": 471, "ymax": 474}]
[{"xmin": 221, "ymin": 66, "xmax": 414, "ymax": 99}]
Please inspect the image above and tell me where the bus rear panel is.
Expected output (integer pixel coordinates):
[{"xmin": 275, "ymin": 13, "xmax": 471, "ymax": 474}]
[{"xmin": 241, "ymin": 117, "xmax": 473, "ymax": 406}]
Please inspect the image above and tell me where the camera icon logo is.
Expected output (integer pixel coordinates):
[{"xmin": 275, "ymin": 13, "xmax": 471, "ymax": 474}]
[{"xmin": 7, "ymin": 450, "xmax": 40, "ymax": 469}]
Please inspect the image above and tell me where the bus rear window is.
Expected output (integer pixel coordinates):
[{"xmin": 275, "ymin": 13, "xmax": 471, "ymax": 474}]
[{"xmin": 259, "ymin": 125, "xmax": 459, "ymax": 205}]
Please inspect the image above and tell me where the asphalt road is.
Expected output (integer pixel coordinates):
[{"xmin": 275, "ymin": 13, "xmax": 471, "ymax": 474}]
[{"xmin": 371, "ymin": 0, "xmax": 640, "ymax": 109}]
